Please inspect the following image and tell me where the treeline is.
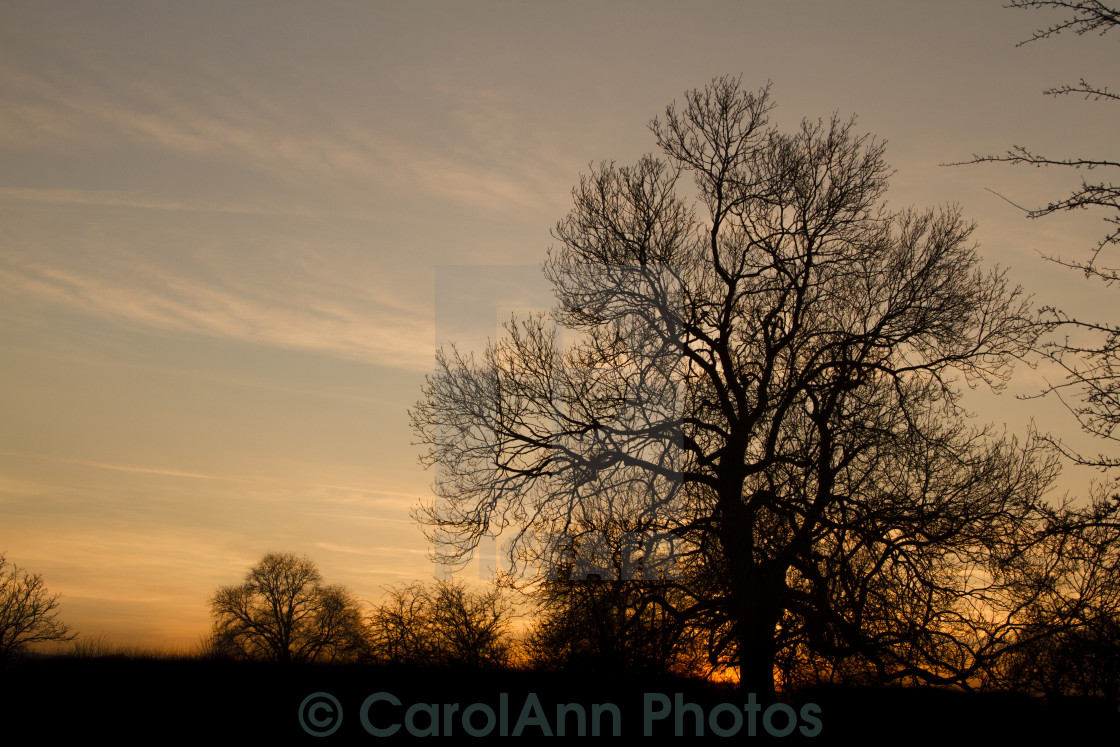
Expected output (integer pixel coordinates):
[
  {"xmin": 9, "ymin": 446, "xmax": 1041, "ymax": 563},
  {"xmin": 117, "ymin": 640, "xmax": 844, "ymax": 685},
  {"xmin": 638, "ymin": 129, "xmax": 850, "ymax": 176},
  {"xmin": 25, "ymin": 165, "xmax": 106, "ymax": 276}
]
[
  {"xmin": 6, "ymin": 546, "xmax": 1118, "ymax": 706},
  {"xmin": 201, "ymin": 552, "xmax": 1120, "ymax": 706},
  {"xmin": 202, "ymin": 551, "xmax": 692, "ymax": 675}
]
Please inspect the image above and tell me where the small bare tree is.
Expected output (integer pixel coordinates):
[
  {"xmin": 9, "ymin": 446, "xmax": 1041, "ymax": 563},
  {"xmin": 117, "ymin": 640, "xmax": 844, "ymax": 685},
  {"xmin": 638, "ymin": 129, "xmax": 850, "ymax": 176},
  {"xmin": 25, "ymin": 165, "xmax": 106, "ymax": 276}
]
[
  {"xmin": 369, "ymin": 579, "xmax": 514, "ymax": 668},
  {"xmin": 0, "ymin": 552, "xmax": 77, "ymax": 662},
  {"xmin": 367, "ymin": 581, "xmax": 437, "ymax": 666},
  {"xmin": 209, "ymin": 552, "xmax": 369, "ymax": 663}
]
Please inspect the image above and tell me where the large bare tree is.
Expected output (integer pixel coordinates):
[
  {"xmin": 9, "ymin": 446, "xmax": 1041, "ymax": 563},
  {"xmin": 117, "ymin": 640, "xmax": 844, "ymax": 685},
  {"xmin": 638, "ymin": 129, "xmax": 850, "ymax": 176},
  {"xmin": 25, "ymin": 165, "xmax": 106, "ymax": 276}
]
[{"xmin": 413, "ymin": 78, "xmax": 1053, "ymax": 697}]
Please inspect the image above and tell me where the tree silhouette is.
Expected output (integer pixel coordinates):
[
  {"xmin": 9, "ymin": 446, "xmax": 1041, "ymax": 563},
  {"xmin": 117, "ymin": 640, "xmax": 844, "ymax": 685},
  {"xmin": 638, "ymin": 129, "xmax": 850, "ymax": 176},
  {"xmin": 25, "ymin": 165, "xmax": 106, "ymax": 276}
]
[
  {"xmin": 367, "ymin": 581, "xmax": 435, "ymax": 666},
  {"xmin": 0, "ymin": 552, "xmax": 77, "ymax": 663},
  {"xmin": 413, "ymin": 77, "xmax": 1059, "ymax": 697},
  {"xmin": 209, "ymin": 552, "xmax": 368, "ymax": 663},
  {"xmin": 368, "ymin": 579, "xmax": 513, "ymax": 668},
  {"xmin": 947, "ymin": 2, "xmax": 1120, "ymax": 703},
  {"xmin": 526, "ymin": 573, "xmax": 699, "ymax": 676},
  {"xmin": 998, "ymin": 612, "xmax": 1120, "ymax": 703}
]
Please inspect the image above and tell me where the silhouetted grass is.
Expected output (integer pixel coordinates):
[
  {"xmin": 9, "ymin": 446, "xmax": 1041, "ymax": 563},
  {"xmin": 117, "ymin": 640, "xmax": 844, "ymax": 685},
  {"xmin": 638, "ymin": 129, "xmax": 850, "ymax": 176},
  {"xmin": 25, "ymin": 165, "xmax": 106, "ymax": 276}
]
[
  {"xmin": 63, "ymin": 634, "xmax": 195, "ymax": 661},
  {"xmin": 2, "ymin": 651, "xmax": 1115, "ymax": 741}
]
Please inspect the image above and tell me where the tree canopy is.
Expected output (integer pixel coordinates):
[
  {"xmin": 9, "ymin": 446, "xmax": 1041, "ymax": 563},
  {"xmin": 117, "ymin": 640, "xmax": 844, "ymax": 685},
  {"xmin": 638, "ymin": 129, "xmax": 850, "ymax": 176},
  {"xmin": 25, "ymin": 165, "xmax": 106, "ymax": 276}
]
[
  {"xmin": 368, "ymin": 579, "xmax": 514, "ymax": 668},
  {"xmin": 209, "ymin": 552, "xmax": 368, "ymax": 663},
  {"xmin": 412, "ymin": 77, "xmax": 1084, "ymax": 696},
  {"xmin": 0, "ymin": 552, "xmax": 77, "ymax": 662}
]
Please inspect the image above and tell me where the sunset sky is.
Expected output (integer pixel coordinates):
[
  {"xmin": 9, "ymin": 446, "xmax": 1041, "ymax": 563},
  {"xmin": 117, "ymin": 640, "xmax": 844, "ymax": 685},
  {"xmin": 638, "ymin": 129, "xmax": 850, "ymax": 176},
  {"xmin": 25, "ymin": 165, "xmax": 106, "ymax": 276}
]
[{"xmin": 1, "ymin": 0, "xmax": 1116, "ymax": 649}]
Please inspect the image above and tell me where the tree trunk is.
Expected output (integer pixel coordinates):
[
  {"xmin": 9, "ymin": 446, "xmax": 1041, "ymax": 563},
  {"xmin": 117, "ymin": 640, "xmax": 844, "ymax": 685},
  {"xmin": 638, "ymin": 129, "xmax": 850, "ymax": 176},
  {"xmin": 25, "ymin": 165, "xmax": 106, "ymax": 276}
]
[
  {"xmin": 719, "ymin": 477, "xmax": 782, "ymax": 700},
  {"xmin": 738, "ymin": 600, "xmax": 780, "ymax": 701}
]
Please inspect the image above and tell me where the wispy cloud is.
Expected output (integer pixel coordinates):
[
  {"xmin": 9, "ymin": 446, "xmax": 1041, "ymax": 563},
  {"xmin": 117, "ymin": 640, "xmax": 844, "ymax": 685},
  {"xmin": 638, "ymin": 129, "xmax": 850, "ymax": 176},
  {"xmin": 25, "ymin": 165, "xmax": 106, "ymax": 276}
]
[
  {"xmin": 0, "ymin": 258, "xmax": 434, "ymax": 370},
  {"xmin": 0, "ymin": 474, "xmax": 50, "ymax": 497},
  {"xmin": 0, "ymin": 58, "xmax": 571, "ymax": 218},
  {"xmin": 0, "ymin": 187, "xmax": 343, "ymax": 218},
  {"xmin": 312, "ymin": 541, "xmax": 426, "ymax": 557},
  {"xmin": 0, "ymin": 61, "xmax": 391, "ymax": 188},
  {"xmin": 309, "ymin": 483, "xmax": 426, "ymax": 503},
  {"xmin": 0, "ymin": 57, "xmax": 575, "ymax": 372},
  {"xmin": 0, "ymin": 450, "xmax": 241, "ymax": 482}
]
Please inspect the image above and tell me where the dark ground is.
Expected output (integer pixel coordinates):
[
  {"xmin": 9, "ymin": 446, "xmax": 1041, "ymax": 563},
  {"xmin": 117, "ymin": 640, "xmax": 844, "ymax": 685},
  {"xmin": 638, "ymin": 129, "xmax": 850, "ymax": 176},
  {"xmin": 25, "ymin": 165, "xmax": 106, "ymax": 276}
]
[{"xmin": 2, "ymin": 656, "xmax": 1115, "ymax": 742}]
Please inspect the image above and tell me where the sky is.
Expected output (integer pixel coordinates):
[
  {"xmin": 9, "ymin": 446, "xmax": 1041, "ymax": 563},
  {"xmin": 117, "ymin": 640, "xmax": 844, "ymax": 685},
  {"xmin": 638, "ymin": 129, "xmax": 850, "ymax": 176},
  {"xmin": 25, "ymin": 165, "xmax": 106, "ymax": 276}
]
[{"xmin": 1, "ymin": 0, "xmax": 1117, "ymax": 650}]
